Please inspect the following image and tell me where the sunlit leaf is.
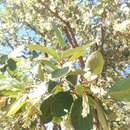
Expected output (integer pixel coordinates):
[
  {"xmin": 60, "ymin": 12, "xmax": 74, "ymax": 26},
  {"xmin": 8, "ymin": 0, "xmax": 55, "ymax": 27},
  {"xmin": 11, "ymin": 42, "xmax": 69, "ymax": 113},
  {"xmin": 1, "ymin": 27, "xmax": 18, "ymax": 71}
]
[
  {"xmin": 75, "ymin": 85, "xmax": 84, "ymax": 96},
  {"xmin": 52, "ymin": 116, "xmax": 62, "ymax": 124},
  {"xmin": 39, "ymin": 59, "xmax": 58, "ymax": 70},
  {"xmin": 7, "ymin": 96, "xmax": 27, "ymax": 116},
  {"xmin": 0, "ymin": 73, "xmax": 6, "ymax": 79},
  {"xmin": 63, "ymin": 45, "xmax": 89, "ymax": 61},
  {"xmin": 0, "ymin": 79, "xmax": 23, "ymax": 97},
  {"xmin": 51, "ymin": 85, "xmax": 63, "ymax": 94},
  {"xmin": 28, "ymin": 44, "xmax": 61, "ymax": 61},
  {"xmin": 108, "ymin": 78, "xmax": 130, "ymax": 101}
]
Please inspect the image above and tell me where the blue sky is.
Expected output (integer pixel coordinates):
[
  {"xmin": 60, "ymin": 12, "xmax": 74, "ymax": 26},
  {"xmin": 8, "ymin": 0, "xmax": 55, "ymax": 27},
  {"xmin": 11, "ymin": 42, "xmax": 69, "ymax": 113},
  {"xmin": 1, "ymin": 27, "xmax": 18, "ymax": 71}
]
[
  {"xmin": 0, "ymin": 2, "xmax": 5, "ymax": 12},
  {"xmin": 0, "ymin": 2, "xmax": 43, "ymax": 55},
  {"xmin": 16, "ymin": 25, "xmax": 43, "ymax": 43}
]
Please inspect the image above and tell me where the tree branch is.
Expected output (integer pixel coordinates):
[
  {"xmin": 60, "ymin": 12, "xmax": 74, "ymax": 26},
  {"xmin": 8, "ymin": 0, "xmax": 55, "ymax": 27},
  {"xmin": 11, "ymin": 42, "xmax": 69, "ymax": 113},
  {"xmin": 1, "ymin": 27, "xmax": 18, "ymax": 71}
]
[
  {"xmin": 36, "ymin": 0, "xmax": 85, "ymax": 69},
  {"xmin": 25, "ymin": 22, "xmax": 45, "ymax": 38},
  {"xmin": 64, "ymin": 26, "xmax": 75, "ymax": 48}
]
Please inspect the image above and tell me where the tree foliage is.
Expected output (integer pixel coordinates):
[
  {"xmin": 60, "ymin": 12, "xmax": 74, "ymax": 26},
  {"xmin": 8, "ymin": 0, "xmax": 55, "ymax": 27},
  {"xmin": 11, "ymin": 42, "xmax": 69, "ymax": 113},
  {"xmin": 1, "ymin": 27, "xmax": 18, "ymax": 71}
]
[{"xmin": 0, "ymin": 0, "xmax": 130, "ymax": 130}]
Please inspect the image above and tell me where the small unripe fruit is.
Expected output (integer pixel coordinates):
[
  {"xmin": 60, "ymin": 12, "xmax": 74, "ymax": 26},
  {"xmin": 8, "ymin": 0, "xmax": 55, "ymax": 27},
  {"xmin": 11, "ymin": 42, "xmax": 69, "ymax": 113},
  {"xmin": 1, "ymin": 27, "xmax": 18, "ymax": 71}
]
[{"xmin": 85, "ymin": 51, "xmax": 104, "ymax": 75}]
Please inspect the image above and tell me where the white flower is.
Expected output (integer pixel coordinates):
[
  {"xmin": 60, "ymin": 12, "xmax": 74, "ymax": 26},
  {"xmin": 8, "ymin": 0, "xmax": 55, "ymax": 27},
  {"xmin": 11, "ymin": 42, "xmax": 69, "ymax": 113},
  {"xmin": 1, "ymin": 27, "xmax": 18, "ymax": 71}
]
[
  {"xmin": 114, "ymin": 20, "xmax": 130, "ymax": 32},
  {"xmin": 28, "ymin": 82, "xmax": 47, "ymax": 103},
  {"xmin": 8, "ymin": 45, "xmax": 24, "ymax": 59},
  {"xmin": 81, "ymin": 94, "xmax": 90, "ymax": 118},
  {"xmin": 62, "ymin": 116, "xmax": 74, "ymax": 130},
  {"xmin": 84, "ymin": 71, "xmax": 98, "ymax": 81},
  {"xmin": 90, "ymin": 85, "xmax": 107, "ymax": 96}
]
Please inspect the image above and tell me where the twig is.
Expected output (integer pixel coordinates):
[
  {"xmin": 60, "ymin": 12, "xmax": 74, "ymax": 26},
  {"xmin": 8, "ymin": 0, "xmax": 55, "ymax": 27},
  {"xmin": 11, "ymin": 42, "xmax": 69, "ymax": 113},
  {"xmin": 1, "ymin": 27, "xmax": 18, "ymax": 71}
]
[
  {"xmin": 53, "ymin": 124, "xmax": 61, "ymax": 130},
  {"xmin": 25, "ymin": 22, "xmax": 45, "ymax": 38}
]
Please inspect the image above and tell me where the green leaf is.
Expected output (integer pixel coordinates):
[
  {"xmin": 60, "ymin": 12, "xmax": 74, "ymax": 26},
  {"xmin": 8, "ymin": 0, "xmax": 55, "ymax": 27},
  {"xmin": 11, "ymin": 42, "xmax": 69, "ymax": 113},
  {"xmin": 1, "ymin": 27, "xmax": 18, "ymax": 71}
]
[
  {"xmin": 0, "ymin": 79, "xmax": 23, "ymax": 97},
  {"xmin": 40, "ymin": 92, "xmax": 73, "ymax": 122},
  {"xmin": 0, "ymin": 64, "xmax": 7, "ymax": 73},
  {"xmin": 85, "ymin": 51, "xmax": 104, "ymax": 75},
  {"xmin": 0, "ymin": 73, "xmax": 6, "ymax": 79},
  {"xmin": 0, "ymin": 90, "xmax": 20, "ymax": 97},
  {"xmin": 0, "ymin": 79, "xmax": 22, "ymax": 90},
  {"xmin": 7, "ymin": 69, "xmax": 22, "ymax": 80},
  {"xmin": 66, "ymin": 74, "xmax": 77, "ymax": 87},
  {"xmin": 95, "ymin": 101, "xmax": 110, "ymax": 130},
  {"xmin": 69, "ymin": 69, "xmax": 83, "ymax": 75},
  {"xmin": 0, "ymin": 55, "xmax": 8, "ymax": 64},
  {"xmin": 7, "ymin": 58, "xmax": 17, "ymax": 71},
  {"xmin": 7, "ymin": 96, "xmax": 27, "ymax": 116},
  {"xmin": 51, "ymin": 67, "xmax": 70, "ymax": 79},
  {"xmin": 63, "ymin": 45, "xmax": 89, "ymax": 61},
  {"xmin": 88, "ymin": 96, "xmax": 110, "ymax": 130},
  {"xmin": 48, "ymin": 80, "xmax": 59, "ymax": 93},
  {"xmin": 108, "ymin": 78, "xmax": 130, "ymax": 101},
  {"xmin": 71, "ymin": 98, "xmax": 93, "ymax": 130},
  {"xmin": 51, "ymin": 91, "xmax": 73, "ymax": 116},
  {"xmin": 39, "ymin": 59, "xmax": 58, "ymax": 70},
  {"xmin": 88, "ymin": 96, "xmax": 95, "ymax": 107},
  {"xmin": 37, "ymin": 64, "xmax": 44, "ymax": 81},
  {"xmin": 51, "ymin": 85, "xmax": 63, "ymax": 94},
  {"xmin": 28, "ymin": 44, "xmax": 60, "ymax": 61},
  {"xmin": 40, "ymin": 96, "xmax": 53, "ymax": 123},
  {"xmin": 52, "ymin": 116, "xmax": 62, "ymax": 124},
  {"xmin": 53, "ymin": 23, "xmax": 65, "ymax": 48},
  {"xmin": 75, "ymin": 85, "xmax": 84, "ymax": 96}
]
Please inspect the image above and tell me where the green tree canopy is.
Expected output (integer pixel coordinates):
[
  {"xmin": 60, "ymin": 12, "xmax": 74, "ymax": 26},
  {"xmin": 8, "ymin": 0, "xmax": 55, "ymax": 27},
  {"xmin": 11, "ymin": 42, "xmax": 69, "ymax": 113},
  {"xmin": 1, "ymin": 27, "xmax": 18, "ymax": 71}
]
[{"xmin": 0, "ymin": 0, "xmax": 130, "ymax": 130}]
